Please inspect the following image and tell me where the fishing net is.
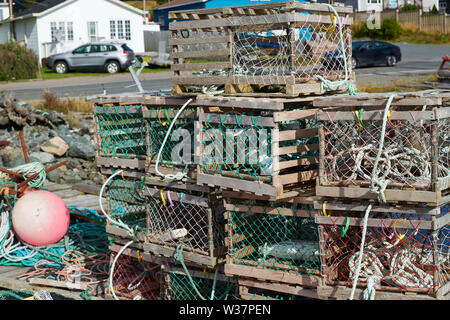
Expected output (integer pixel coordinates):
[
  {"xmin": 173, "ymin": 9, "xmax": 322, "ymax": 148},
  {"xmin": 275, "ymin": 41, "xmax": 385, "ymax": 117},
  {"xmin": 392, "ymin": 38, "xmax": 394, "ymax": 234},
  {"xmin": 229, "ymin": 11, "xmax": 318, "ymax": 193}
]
[
  {"xmin": 94, "ymin": 104, "xmax": 146, "ymax": 163},
  {"xmin": 162, "ymin": 266, "xmax": 237, "ymax": 300},
  {"xmin": 106, "ymin": 175, "xmax": 147, "ymax": 233},
  {"xmin": 320, "ymin": 110, "xmax": 450, "ymax": 191},
  {"xmin": 230, "ymin": 13, "xmax": 350, "ymax": 85},
  {"xmin": 199, "ymin": 110, "xmax": 319, "ymax": 186},
  {"xmin": 146, "ymin": 188, "xmax": 226, "ymax": 259},
  {"xmin": 317, "ymin": 205, "xmax": 449, "ymax": 295},
  {"xmin": 171, "ymin": 3, "xmax": 353, "ymax": 94},
  {"xmin": 145, "ymin": 105, "xmax": 197, "ymax": 169},
  {"xmin": 109, "ymin": 250, "xmax": 161, "ymax": 300},
  {"xmin": 226, "ymin": 200, "xmax": 320, "ymax": 277}
]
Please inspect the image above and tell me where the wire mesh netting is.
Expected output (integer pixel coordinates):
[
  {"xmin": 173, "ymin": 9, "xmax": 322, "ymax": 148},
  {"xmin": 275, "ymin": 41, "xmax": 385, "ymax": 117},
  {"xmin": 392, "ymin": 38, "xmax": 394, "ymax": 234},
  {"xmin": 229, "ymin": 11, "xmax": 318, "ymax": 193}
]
[
  {"xmin": 226, "ymin": 201, "xmax": 320, "ymax": 276},
  {"xmin": 199, "ymin": 110, "xmax": 319, "ymax": 185},
  {"xmin": 94, "ymin": 104, "xmax": 147, "ymax": 161},
  {"xmin": 162, "ymin": 267, "xmax": 238, "ymax": 300},
  {"xmin": 109, "ymin": 251, "xmax": 161, "ymax": 300},
  {"xmin": 317, "ymin": 205, "xmax": 449, "ymax": 294},
  {"xmin": 230, "ymin": 14, "xmax": 350, "ymax": 85},
  {"xmin": 147, "ymin": 190, "xmax": 226, "ymax": 257},
  {"xmin": 106, "ymin": 175, "xmax": 147, "ymax": 232},
  {"xmin": 171, "ymin": 6, "xmax": 352, "ymax": 94},
  {"xmin": 320, "ymin": 112, "xmax": 450, "ymax": 191},
  {"xmin": 145, "ymin": 105, "xmax": 197, "ymax": 168}
]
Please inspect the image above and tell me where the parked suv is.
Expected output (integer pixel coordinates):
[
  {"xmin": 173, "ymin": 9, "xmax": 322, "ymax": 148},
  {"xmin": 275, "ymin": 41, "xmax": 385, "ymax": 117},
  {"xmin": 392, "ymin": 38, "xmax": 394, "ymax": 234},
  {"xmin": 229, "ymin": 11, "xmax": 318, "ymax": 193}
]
[{"xmin": 45, "ymin": 42, "xmax": 135, "ymax": 74}]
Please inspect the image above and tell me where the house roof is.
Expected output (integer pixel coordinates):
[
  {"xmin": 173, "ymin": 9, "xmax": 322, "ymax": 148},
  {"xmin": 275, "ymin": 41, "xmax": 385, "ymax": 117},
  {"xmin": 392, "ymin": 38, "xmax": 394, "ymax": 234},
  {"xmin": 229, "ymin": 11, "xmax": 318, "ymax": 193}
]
[
  {"xmin": 1, "ymin": 0, "xmax": 145, "ymax": 24},
  {"xmin": 153, "ymin": 0, "xmax": 208, "ymax": 10},
  {"xmin": 15, "ymin": 0, "xmax": 66, "ymax": 18}
]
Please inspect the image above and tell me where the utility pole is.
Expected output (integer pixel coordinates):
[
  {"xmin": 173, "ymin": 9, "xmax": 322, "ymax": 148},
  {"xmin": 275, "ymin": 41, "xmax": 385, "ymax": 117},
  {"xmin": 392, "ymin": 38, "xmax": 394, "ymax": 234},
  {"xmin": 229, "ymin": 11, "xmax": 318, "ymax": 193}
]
[
  {"xmin": 8, "ymin": 0, "xmax": 15, "ymax": 42},
  {"xmin": 8, "ymin": 0, "xmax": 13, "ymax": 19}
]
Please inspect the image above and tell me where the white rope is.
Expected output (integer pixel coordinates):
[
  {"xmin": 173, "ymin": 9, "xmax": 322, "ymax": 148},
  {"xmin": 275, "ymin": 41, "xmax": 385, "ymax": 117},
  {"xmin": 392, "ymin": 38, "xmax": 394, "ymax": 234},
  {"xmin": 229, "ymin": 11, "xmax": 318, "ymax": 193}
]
[
  {"xmin": 109, "ymin": 240, "xmax": 134, "ymax": 301},
  {"xmin": 349, "ymin": 94, "xmax": 396, "ymax": 300},
  {"xmin": 99, "ymin": 170, "xmax": 135, "ymax": 238},
  {"xmin": 154, "ymin": 99, "xmax": 193, "ymax": 181}
]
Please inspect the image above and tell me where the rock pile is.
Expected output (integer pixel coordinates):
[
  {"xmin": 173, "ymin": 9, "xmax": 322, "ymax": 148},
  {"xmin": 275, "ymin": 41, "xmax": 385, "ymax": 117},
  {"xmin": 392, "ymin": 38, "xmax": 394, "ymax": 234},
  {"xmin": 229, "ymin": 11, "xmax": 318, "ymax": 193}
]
[{"xmin": 0, "ymin": 112, "xmax": 103, "ymax": 186}]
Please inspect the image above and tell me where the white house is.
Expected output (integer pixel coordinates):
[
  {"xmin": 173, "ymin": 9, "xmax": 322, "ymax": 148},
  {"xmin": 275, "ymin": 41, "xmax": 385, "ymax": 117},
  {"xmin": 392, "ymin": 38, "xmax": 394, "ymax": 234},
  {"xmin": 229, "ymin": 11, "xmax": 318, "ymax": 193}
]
[
  {"xmin": 0, "ymin": 0, "xmax": 9, "ymax": 21},
  {"xmin": 0, "ymin": 0, "xmax": 146, "ymax": 63}
]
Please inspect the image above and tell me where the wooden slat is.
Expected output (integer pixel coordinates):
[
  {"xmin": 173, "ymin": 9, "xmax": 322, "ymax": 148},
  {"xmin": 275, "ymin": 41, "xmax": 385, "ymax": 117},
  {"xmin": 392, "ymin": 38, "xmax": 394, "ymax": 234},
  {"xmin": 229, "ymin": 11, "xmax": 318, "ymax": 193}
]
[
  {"xmin": 172, "ymin": 75, "xmax": 228, "ymax": 85},
  {"xmin": 224, "ymin": 263, "xmax": 320, "ymax": 287},
  {"xmin": 277, "ymin": 143, "xmax": 319, "ymax": 156},
  {"xmin": 169, "ymin": 2, "xmax": 353, "ymax": 17},
  {"xmin": 169, "ymin": 35, "xmax": 230, "ymax": 45},
  {"xmin": 316, "ymin": 185, "xmax": 441, "ymax": 205},
  {"xmin": 316, "ymin": 110, "xmax": 443, "ymax": 121},
  {"xmin": 273, "ymin": 169, "xmax": 318, "ymax": 185},
  {"xmin": 170, "ymin": 12, "xmax": 352, "ymax": 30},
  {"xmin": 315, "ymin": 216, "xmax": 434, "ymax": 230},
  {"xmin": 318, "ymin": 285, "xmax": 438, "ymax": 301},
  {"xmin": 197, "ymin": 173, "xmax": 276, "ymax": 196},
  {"xmin": 171, "ymin": 61, "xmax": 231, "ymax": 71},
  {"xmin": 278, "ymin": 128, "xmax": 318, "ymax": 141},
  {"xmin": 171, "ymin": 49, "xmax": 229, "ymax": 59},
  {"xmin": 199, "ymin": 113, "xmax": 276, "ymax": 127}
]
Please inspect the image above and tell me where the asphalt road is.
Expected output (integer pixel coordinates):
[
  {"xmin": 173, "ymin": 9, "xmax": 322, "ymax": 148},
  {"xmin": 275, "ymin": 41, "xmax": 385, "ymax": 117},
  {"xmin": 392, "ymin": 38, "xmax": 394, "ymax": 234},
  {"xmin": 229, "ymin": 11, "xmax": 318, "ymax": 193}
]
[{"xmin": 1, "ymin": 43, "xmax": 448, "ymax": 101}]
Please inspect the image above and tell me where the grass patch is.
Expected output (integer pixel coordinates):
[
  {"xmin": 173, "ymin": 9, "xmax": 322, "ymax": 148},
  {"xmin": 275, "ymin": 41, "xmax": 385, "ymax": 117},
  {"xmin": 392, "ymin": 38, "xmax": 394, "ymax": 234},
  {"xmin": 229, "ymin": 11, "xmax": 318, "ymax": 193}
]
[
  {"xmin": 39, "ymin": 65, "xmax": 170, "ymax": 80},
  {"xmin": 352, "ymin": 21, "xmax": 450, "ymax": 45},
  {"xmin": 31, "ymin": 90, "xmax": 93, "ymax": 127},
  {"xmin": 357, "ymin": 73, "xmax": 438, "ymax": 93}
]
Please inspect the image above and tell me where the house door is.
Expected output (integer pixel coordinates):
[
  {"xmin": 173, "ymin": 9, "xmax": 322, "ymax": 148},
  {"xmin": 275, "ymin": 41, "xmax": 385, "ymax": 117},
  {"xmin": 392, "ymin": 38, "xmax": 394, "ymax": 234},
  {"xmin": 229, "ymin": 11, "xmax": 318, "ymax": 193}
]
[{"xmin": 87, "ymin": 21, "xmax": 98, "ymax": 42}]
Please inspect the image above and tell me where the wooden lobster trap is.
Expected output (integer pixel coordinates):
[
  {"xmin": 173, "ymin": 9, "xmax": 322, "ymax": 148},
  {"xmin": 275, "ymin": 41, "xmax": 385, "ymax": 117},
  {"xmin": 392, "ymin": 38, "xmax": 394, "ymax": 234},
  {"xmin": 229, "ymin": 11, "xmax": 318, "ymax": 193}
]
[
  {"xmin": 93, "ymin": 96, "xmax": 147, "ymax": 171},
  {"xmin": 94, "ymin": 94, "xmax": 214, "ymax": 181},
  {"xmin": 315, "ymin": 91, "xmax": 450, "ymax": 206},
  {"xmin": 196, "ymin": 103, "xmax": 320, "ymax": 198},
  {"xmin": 314, "ymin": 201, "xmax": 449, "ymax": 300},
  {"xmin": 161, "ymin": 264, "xmax": 238, "ymax": 300},
  {"xmin": 143, "ymin": 184, "xmax": 226, "ymax": 268},
  {"xmin": 169, "ymin": 1, "xmax": 354, "ymax": 97},
  {"xmin": 108, "ymin": 243, "xmax": 162, "ymax": 300},
  {"xmin": 224, "ymin": 197, "xmax": 321, "ymax": 287},
  {"xmin": 238, "ymin": 278, "xmax": 319, "ymax": 300}
]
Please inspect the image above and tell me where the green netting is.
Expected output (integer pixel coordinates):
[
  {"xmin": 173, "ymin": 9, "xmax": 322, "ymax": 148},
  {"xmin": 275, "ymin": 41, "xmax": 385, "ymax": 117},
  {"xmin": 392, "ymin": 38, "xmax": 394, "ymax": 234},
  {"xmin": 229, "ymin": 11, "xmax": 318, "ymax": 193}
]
[
  {"xmin": 163, "ymin": 268, "xmax": 237, "ymax": 300},
  {"xmin": 200, "ymin": 110, "xmax": 319, "ymax": 183},
  {"xmin": 227, "ymin": 201, "xmax": 320, "ymax": 276},
  {"xmin": 145, "ymin": 105, "xmax": 196, "ymax": 167},
  {"xmin": 94, "ymin": 104, "xmax": 147, "ymax": 160},
  {"xmin": 107, "ymin": 175, "xmax": 147, "ymax": 232}
]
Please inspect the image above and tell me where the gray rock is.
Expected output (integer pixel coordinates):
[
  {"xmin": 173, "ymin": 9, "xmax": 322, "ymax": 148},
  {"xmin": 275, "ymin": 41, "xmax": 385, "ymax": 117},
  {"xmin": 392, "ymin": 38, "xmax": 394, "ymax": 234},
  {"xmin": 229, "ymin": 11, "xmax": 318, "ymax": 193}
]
[
  {"xmin": 29, "ymin": 152, "xmax": 55, "ymax": 164},
  {"xmin": 67, "ymin": 139, "xmax": 95, "ymax": 159}
]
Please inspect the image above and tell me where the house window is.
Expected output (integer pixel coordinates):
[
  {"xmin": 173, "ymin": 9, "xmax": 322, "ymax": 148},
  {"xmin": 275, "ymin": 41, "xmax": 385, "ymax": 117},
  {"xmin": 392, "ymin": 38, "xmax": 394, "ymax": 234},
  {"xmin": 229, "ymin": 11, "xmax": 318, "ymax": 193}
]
[
  {"xmin": 125, "ymin": 20, "xmax": 131, "ymax": 40},
  {"xmin": 117, "ymin": 20, "xmax": 124, "ymax": 39},
  {"xmin": 110, "ymin": 20, "xmax": 116, "ymax": 39},
  {"xmin": 88, "ymin": 21, "xmax": 98, "ymax": 42},
  {"xmin": 67, "ymin": 22, "xmax": 74, "ymax": 41},
  {"xmin": 51, "ymin": 22, "xmax": 57, "ymax": 42},
  {"xmin": 50, "ymin": 21, "xmax": 74, "ymax": 42},
  {"xmin": 109, "ymin": 20, "xmax": 131, "ymax": 40}
]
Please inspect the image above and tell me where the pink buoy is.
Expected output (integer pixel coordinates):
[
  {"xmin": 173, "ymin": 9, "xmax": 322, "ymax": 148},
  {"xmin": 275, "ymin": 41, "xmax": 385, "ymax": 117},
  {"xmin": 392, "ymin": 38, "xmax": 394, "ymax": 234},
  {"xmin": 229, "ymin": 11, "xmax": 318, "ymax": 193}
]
[{"xmin": 12, "ymin": 190, "xmax": 70, "ymax": 247}]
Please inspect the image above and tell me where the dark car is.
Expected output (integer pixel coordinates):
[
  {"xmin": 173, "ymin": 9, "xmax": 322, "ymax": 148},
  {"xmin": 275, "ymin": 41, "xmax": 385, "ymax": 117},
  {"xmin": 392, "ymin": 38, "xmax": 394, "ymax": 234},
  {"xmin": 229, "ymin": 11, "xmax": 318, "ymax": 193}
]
[{"xmin": 322, "ymin": 40, "xmax": 402, "ymax": 70}]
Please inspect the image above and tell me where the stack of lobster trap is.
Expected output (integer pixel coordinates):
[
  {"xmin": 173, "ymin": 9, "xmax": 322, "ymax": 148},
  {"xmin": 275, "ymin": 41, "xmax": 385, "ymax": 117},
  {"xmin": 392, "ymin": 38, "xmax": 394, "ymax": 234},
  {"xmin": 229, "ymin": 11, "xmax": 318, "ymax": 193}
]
[{"xmin": 91, "ymin": 1, "xmax": 449, "ymax": 301}]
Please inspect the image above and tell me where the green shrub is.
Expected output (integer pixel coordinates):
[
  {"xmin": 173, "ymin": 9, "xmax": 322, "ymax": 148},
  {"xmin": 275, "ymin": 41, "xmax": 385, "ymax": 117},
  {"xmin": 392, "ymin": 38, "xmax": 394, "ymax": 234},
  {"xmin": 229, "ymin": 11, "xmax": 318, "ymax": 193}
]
[
  {"xmin": 353, "ymin": 18, "xmax": 403, "ymax": 40},
  {"xmin": 430, "ymin": 4, "xmax": 439, "ymax": 14},
  {"xmin": 401, "ymin": 4, "xmax": 419, "ymax": 11},
  {"xmin": 0, "ymin": 42, "xmax": 39, "ymax": 81},
  {"xmin": 381, "ymin": 18, "xmax": 403, "ymax": 40}
]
